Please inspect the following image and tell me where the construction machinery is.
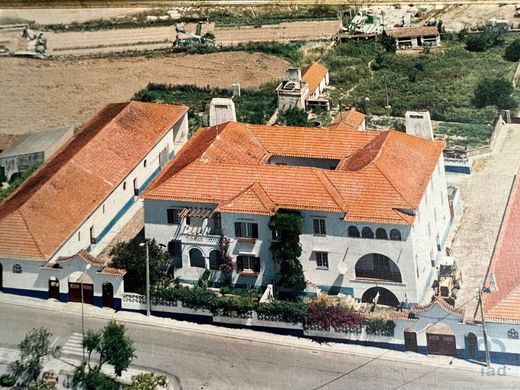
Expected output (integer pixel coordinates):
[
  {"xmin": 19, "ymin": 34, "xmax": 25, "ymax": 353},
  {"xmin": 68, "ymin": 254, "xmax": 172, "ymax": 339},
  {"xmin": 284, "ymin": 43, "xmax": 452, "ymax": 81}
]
[{"xmin": 435, "ymin": 255, "xmax": 462, "ymax": 305}]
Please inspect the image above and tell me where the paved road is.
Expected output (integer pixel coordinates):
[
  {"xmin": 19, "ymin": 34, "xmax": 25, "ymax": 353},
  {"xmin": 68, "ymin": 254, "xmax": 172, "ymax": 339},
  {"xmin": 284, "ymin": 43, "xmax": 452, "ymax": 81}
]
[
  {"xmin": 1, "ymin": 303, "xmax": 517, "ymax": 390},
  {"xmin": 449, "ymin": 125, "xmax": 520, "ymax": 315}
]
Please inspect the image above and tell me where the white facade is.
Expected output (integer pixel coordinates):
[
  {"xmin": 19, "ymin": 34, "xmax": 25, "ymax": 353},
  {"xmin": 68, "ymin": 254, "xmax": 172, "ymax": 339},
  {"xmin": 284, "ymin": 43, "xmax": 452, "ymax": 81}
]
[{"xmin": 144, "ymin": 153, "xmax": 451, "ymax": 305}]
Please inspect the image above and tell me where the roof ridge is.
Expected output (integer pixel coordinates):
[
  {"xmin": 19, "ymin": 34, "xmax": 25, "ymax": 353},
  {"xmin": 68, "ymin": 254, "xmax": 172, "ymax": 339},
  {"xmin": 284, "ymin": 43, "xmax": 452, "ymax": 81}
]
[
  {"xmin": 217, "ymin": 181, "xmax": 275, "ymax": 215},
  {"xmin": 251, "ymin": 182, "xmax": 276, "ymax": 212},
  {"xmin": 314, "ymin": 169, "xmax": 347, "ymax": 211},
  {"xmin": 244, "ymin": 123, "xmax": 270, "ymax": 156},
  {"xmin": 17, "ymin": 210, "xmax": 45, "ymax": 259},
  {"xmin": 373, "ymin": 151, "xmax": 415, "ymax": 208}
]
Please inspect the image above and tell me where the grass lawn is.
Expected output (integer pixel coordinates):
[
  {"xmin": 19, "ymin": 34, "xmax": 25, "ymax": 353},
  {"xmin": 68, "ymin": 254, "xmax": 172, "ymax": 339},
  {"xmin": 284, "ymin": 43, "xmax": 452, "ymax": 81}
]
[
  {"xmin": 134, "ymin": 82, "xmax": 278, "ymax": 134},
  {"xmin": 323, "ymin": 34, "xmax": 520, "ymax": 145}
]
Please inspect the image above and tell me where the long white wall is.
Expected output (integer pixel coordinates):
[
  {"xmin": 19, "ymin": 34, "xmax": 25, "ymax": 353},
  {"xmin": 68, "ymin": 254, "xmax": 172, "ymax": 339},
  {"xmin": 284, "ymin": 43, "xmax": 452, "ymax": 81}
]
[{"xmin": 52, "ymin": 114, "xmax": 188, "ymax": 261}]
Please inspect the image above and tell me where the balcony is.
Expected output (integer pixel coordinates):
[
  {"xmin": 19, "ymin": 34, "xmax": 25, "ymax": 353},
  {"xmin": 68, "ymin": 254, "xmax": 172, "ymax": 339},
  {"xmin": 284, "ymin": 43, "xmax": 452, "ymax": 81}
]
[{"xmin": 180, "ymin": 225, "xmax": 220, "ymax": 245}]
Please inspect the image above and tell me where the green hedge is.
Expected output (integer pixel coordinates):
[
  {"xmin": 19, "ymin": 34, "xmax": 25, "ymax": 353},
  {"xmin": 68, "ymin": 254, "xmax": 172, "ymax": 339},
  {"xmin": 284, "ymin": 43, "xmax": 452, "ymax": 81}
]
[
  {"xmin": 365, "ymin": 318, "xmax": 396, "ymax": 337},
  {"xmin": 256, "ymin": 300, "xmax": 307, "ymax": 324}
]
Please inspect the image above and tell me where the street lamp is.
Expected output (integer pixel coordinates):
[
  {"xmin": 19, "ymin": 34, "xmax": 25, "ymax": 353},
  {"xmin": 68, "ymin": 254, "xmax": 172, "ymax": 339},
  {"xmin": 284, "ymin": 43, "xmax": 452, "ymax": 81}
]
[
  {"xmin": 80, "ymin": 263, "xmax": 91, "ymax": 364},
  {"xmin": 139, "ymin": 241, "xmax": 151, "ymax": 317},
  {"xmin": 139, "ymin": 240, "xmax": 166, "ymax": 317}
]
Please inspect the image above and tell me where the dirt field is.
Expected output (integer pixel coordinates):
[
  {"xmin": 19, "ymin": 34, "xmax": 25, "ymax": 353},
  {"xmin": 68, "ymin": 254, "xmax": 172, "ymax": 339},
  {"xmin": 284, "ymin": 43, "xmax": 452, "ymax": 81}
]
[
  {"xmin": 434, "ymin": 4, "xmax": 518, "ymax": 31},
  {"xmin": 0, "ymin": 51, "xmax": 288, "ymax": 134}
]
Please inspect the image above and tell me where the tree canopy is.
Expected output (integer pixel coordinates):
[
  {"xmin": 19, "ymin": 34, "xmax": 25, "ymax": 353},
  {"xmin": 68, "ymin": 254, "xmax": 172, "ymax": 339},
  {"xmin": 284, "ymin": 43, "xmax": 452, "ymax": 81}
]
[
  {"xmin": 473, "ymin": 77, "xmax": 517, "ymax": 110},
  {"xmin": 110, "ymin": 237, "xmax": 171, "ymax": 294},
  {"xmin": 277, "ymin": 106, "xmax": 311, "ymax": 127},
  {"xmin": 505, "ymin": 38, "xmax": 520, "ymax": 62},
  {"xmin": 380, "ymin": 30, "xmax": 396, "ymax": 53}
]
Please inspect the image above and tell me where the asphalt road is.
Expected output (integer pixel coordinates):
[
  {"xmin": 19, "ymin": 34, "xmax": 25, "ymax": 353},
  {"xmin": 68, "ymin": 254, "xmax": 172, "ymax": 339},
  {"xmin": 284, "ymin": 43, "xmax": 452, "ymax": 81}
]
[{"xmin": 0, "ymin": 302, "xmax": 517, "ymax": 390}]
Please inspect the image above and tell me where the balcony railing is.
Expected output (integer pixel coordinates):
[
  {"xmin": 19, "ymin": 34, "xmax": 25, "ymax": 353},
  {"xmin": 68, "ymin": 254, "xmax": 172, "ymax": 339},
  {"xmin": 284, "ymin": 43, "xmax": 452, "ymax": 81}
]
[
  {"xmin": 181, "ymin": 225, "xmax": 220, "ymax": 244},
  {"xmin": 355, "ymin": 269, "xmax": 402, "ymax": 283}
]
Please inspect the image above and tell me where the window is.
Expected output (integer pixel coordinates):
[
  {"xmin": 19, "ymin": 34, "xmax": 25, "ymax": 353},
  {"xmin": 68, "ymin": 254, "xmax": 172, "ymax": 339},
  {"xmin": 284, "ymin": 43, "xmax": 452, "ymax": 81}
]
[
  {"xmin": 90, "ymin": 226, "xmax": 96, "ymax": 245},
  {"xmin": 102, "ymin": 204, "xmax": 105, "ymax": 214},
  {"xmin": 348, "ymin": 226, "xmax": 360, "ymax": 238},
  {"xmin": 168, "ymin": 240, "xmax": 182, "ymax": 257},
  {"xmin": 315, "ymin": 252, "xmax": 329, "ymax": 269},
  {"xmin": 390, "ymin": 229, "xmax": 402, "ymax": 241},
  {"xmin": 313, "ymin": 218, "xmax": 326, "ymax": 235},
  {"xmin": 144, "ymin": 159, "xmax": 147, "ymax": 167},
  {"xmin": 508, "ymin": 329, "xmax": 519, "ymax": 339},
  {"xmin": 234, "ymin": 222, "xmax": 258, "ymax": 238},
  {"xmin": 236, "ymin": 255, "xmax": 260, "ymax": 273},
  {"xmin": 123, "ymin": 181, "xmax": 127, "ymax": 191},
  {"xmin": 361, "ymin": 227, "xmax": 374, "ymax": 239},
  {"xmin": 13, "ymin": 264, "xmax": 22, "ymax": 274},
  {"xmin": 167, "ymin": 209, "xmax": 181, "ymax": 224},
  {"xmin": 375, "ymin": 228, "xmax": 388, "ymax": 240},
  {"xmin": 77, "ymin": 231, "xmax": 81, "ymax": 241}
]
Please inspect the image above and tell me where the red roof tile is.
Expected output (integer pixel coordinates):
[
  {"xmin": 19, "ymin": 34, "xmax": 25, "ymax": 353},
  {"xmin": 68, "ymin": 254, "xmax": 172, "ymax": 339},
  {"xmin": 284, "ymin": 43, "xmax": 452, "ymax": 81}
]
[
  {"xmin": 329, "ymin": 109, "xmax": 366, "ymax": 131},
  {"xmin": 0, "ymin": 102, "xmax": 187, "ymax": 261},
  {"xmin": 484, "ymin": 174, "xmax": 520, "ymax": 322},
  {"xmin": 144, "ymin": 122, "xmax": 444, "ymax": 224},
  {"xmin": 100, "ymin": 266, "xmax": 127, "ymax": 276},
  {"xmin": 301, "ymin": 62, "xmax": 328, "ymax": 94},
  {"xmin": 386, "ymin": 26, "xmax": 439, "ymax": 38}
]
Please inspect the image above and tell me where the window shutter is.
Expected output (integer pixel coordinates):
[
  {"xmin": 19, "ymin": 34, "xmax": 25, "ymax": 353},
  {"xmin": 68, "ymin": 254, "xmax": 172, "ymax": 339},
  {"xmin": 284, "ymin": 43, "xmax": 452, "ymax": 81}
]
[
  {"xmin": 237, "ymin": 256, "xmax": 244, "ymax": 272},
  {"xmin": 253, "ymin": 257, "xmax": 261, "ymax": 273},
  {"xmin": 235, "ymin": 222, "xmax": 241, "ymax": 237},
  {"xmin": 167, "ymin": 209, "xmax": 174, "ymax": 224},
  {"xmin": 252, "ymin": 223, "xmax": 259, "ymax": 238}
]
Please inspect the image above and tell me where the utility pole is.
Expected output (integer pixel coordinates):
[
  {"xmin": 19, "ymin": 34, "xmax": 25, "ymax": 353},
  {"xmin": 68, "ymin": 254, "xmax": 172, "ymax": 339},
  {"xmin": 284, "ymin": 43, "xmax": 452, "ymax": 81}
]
[
  {"xmin": 140, "ymin": 241, "xmax": 151, "ymax": 317},
  {"xmin": 478, "ymin": 286, "xmax": 492, "ymax": 367}
]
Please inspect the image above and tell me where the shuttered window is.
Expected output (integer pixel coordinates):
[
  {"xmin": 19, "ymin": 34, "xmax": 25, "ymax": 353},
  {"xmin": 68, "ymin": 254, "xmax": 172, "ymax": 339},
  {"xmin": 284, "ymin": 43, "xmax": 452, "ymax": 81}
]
[
  {"xmin": 236, "ymin": 256, "xmax": 261, "ymax": 273},
  {"xmin": 315, "ymin": 252, "xmax": 329, "ymax": 269},
  {"xmin": 313, "ymin": 218, "xmax": 326, "ymax": 235},
  {"xmin": 166, "ymin": 209, "xmax": 181, "ymax": 224},
  {"xmin": 234, "ymin": 222, "xmax": 259, "ymax": 238}
]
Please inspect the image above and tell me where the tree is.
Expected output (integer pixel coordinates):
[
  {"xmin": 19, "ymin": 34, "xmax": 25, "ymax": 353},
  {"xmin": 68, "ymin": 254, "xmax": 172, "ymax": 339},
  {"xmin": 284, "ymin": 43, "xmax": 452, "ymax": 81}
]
[
  {"xmin": 465, "ymin": 34, "xmax": 487, "ymax": 52},
  {"xmin": 436, "ymin": 19, "xmax": 444, "ymax": 34},
  {"xmin": 9, "ymin": 328, "xmax": 61, "ymax": 387},
  {"xmin": 74, "ymin": 321, "xmax": 136, "ymax": 389},
  {"xmin": 110, "ymin": 237, "xmax": 171, "ymax": 293},
  {"xmin": 474, "ymin": 77, "xmax": 517, "ymax": 110},
  {"xmin": 278, "ymin": 106, "xmax": 310, "ymax": 127},
  {"xmin": 505, "ymin": 39, "xmax": 520, "ymax": 62},
  {"xmin": 268, "ymin": 210, "xmax": 306, "ymax": 299},
  {"xmin": 380, "ymin": 30, "xmax": 396, "ymax": 53}
]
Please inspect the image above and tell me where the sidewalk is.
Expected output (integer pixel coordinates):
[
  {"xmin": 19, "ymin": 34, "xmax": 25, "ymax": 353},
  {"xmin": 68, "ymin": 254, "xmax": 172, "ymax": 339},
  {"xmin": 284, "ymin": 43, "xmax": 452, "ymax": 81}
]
[{"xmin": 3, "ymin": 292, "xmax": 519, "ymax": 378}]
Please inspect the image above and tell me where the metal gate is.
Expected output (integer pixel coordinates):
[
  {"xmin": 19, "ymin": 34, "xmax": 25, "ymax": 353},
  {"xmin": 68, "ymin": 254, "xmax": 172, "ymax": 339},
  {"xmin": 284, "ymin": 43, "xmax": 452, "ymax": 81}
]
[{"xmin": 427, "ymin": 333, "xmax": 457, "ymax": 356}]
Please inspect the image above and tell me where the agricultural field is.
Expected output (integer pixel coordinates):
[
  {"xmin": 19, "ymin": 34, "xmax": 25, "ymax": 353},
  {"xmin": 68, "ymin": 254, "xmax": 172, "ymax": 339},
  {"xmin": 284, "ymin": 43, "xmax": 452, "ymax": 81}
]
[
  {"xmin": 323, "ymin": 34, "xmax": 520, "ymax": 147},
  {"xmin": 0, "ymin": 51, "xmax": 288, "ymax": 135}
]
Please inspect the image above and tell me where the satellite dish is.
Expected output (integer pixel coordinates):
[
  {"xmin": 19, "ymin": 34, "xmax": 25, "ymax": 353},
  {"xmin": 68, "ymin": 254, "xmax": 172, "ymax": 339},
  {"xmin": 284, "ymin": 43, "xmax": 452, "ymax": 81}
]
[{"xmin": 337, "ymin": 261, "xmax": 348, "ymax": 275}]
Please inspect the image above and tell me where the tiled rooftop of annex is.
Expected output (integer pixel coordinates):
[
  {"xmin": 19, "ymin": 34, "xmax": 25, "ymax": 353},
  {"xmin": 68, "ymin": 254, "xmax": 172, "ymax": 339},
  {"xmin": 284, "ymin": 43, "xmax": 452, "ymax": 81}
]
[
  {"xmin": 0, "ymin": 101, "xmax": 187, "ymax": 261},
  {"xmin": 144, "ymin": 121, "xmax": 445, "ymax": 225}
]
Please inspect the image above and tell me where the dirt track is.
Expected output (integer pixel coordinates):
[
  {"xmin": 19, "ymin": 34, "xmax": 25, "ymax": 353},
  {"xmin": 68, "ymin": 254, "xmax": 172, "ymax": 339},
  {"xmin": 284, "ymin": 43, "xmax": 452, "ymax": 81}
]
[{"xmin": 0, "ymin": 51, "xmax": 288, "ymax": 134}]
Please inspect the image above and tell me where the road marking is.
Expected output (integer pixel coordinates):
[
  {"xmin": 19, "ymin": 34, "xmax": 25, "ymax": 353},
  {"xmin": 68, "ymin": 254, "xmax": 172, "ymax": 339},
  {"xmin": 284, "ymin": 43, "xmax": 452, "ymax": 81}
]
[{"xmin": 61, "ymin": 333, "xmax": 84, "ymax": 357}]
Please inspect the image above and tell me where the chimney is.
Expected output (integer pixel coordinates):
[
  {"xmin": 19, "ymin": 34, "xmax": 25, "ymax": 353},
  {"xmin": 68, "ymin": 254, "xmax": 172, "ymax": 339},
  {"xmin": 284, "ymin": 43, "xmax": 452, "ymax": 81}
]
[
  {"xmin": 405, "ymin": 111, "xmax": 434, "ymax": 140},
  {"xmin": 287, "ymin": 67, "xmax": 301, "ymax": 82}
]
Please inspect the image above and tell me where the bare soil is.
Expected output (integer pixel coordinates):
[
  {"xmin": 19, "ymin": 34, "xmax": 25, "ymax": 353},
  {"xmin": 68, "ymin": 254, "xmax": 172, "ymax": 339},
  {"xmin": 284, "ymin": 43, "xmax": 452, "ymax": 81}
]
[{"xmin": 0, "ymin": 51, "xmax": 288, "ymax": 134}]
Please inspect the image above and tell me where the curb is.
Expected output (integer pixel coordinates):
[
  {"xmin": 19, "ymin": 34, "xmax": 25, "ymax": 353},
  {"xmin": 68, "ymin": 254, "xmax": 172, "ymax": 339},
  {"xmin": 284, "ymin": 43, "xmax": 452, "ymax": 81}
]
[{"xmin": 3, "ymin": 295, "xmax": 520, "ymax": 378}]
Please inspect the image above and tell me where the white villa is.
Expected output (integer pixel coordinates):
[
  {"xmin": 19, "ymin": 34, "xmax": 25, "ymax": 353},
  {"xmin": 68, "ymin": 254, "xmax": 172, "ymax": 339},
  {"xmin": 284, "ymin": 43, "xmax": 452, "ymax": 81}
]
[
  {"xmin": 0, "ymin": 101, "xmax": 189, "ymax": 309},
  {"xmin": 143, "ymin": 118, "xmax": 452, "ymax": 306}
]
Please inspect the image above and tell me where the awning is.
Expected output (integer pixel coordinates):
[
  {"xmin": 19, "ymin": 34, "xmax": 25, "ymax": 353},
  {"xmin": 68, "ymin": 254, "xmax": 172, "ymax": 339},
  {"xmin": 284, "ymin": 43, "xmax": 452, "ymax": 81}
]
[{"xmin": 179, "ymin": 207, "xmax": 214, "ymax": 218}]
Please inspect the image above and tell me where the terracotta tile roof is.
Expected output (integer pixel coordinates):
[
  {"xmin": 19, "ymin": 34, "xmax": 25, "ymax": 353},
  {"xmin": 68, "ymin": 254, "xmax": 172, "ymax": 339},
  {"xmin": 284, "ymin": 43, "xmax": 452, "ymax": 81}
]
[
  {"xmin": 386, "ymin": 26, "xmax": 439, "ymax": 38},
  {"xmin": 0, "ymin": 101, "xmax": 187, "ymax": 261},
  {"xmin": 329, "ymin": 109, "xmax": 366, "ymax": 131},
  {"xmin": 57, "ymin": 249, "xmax": 105, "ymax": 266},
  {"xmin": 144, "ymin": 121, "xmax": 444, "ymax": 224},
  {"xmin": 411, "ymin": 296, "xmax": 465, "ymax": 317},
  {"xmin": 99, "ymin": 266, "xmax": 127, "ymax": 276},
  {"xmin": 301, "ymin": 62, "xmax": 328, "ymax": 94},
  {"xmin": 484, "ymin": 174, "xmax": 520, "ymax": 322}
]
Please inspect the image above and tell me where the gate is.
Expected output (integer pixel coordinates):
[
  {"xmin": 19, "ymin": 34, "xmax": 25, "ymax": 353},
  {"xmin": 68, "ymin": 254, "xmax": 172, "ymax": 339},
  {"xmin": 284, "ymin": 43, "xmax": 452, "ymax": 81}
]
[
  {"xmin": 102, "ymin": 283, "xmax": 114, "ymax": 308},
  {"xmin": 48, "ymin": 279, "xmax": 60, "ymax": 300},
  {"xmin": 404, "ymin": 330, "xmax": 418, "ymax": 352},
  {"xmin": 68, "ymin": 282, "xmax": 94, "ymax": 304},
  {"xmin": 427, "ymin": 333, "xmax": 457, "ymax": 356}
]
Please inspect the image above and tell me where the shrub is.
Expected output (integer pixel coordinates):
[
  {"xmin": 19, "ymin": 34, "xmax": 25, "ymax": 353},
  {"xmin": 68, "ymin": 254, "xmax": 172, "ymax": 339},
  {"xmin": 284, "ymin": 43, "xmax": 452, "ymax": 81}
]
[
  {"xmin": 474, "ymin": 77, "xmax": 517, "ymax": 110},
  {"xmin": 153, "ymin": 287, "xmax": 217, "ymax": 311},
  {"xmin": 127, "ymin": 373, "xmax": 167, "ymax": 390},
  {"xmin": 0, "ymin": 374, "xmax": 16, "ymax": 387},
  {"xmin": 277, "ymin": 106, "xmax": 311, "ymax": 127},
  {"xmin": 305, "ymin": 301, "xmax": 365, "ymax": 332},
  {"xmin": 465, "ymin": 34, "xmax": 487, "ymax": 52},
  {"xmin": 216, "ymin": 296, "xmax": 256, "ymax": 316},
  {"xmin": 365, "ymin": 318, "xmax": 396, "ymax": 337},
  {"xmin": 256, "ymin": 301, "xmax": 308, "ymax": 324},
  {"xmin": 505, "ymin": 39, "xmax": 520, "ymax": 62}
]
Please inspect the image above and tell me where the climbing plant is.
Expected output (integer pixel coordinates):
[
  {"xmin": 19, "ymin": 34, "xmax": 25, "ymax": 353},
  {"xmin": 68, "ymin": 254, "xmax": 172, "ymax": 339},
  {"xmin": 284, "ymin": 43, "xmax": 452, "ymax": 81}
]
[{"xmin": 268, "ymin": 210, "xmax": 306, "ymax": 299}]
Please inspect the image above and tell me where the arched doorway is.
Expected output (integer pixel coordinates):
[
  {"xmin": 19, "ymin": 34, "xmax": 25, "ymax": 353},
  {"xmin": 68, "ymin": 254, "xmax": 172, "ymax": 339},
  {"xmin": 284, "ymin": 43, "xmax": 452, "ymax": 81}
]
[
  {"xmin": 102, "ymin": 282, "xmax": 114, "ymax": 308},
  {"xmin": 189, "ymin": 248, "xmax": 205, "ymax": 268},
  {"xmin": 209, "ymin": 250, "xmax": 221, "ymax": 270},
  {"xmin": 465, "ymin": 332, "xmax": 478, "ymax": 360},
  {"xmin": 426, "ymin": 322, "xmax": 456, "ymax": 356},
  {"xmin": 355, "ymin": 254, "xmax": 402, "ymax": 283},
  {"xmin": 361, "ymin": 287, "xmax": 400, "ymax": 307},
  {"xmin": 48, "ymin": 277, "xmax": 60, "ymax": 300},
  {"xmin": 0, "ymin": 262, "xmax": 3, "ymax": 291},
  {"xmin": 68, "ymin": 272, "xmax": 94, "ymax": 304},
  {"xmin": 404, "ymin": 329, "xmax": 418, "ymax": 352}
]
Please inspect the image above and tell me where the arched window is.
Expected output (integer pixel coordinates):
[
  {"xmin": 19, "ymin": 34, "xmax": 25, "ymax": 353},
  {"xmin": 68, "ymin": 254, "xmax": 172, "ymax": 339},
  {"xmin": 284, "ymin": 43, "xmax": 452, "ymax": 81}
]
[
  {"xmin": 13, "ymin": 264, "xmax": 22, "ymax": 274},
  {"xmin": 508, "ymin": 329, "xmax": 519, "ymax": 339},
  {"xmin": 390, "ymin": 229, "xmax": 402, "ymax": 241},
  {"xmin": 355, "ymin": 253, "xmax": 402, "ymax": 283},
  {"xmin": 189, "ymin": 248, "xmax": 205, "ymax": 268},
  {"xmin": 361, "ymin": 227, "xmax": 374, "ymax": 239},
  {"xmin": 144, "ymin": 159, "xmax": 147, "ymax": 167},
  {"xmin": 123, "ymin": 181, "xmax": 127, "ymax": 190},
  {"xmin": 375, "ymin": 228, "xmax": 388, "ymax": 239},
  {"xmin": 348, "ymin": 226, "xmax": 360, "ymax": 238}
]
